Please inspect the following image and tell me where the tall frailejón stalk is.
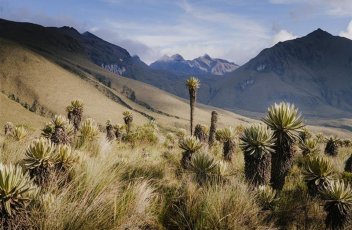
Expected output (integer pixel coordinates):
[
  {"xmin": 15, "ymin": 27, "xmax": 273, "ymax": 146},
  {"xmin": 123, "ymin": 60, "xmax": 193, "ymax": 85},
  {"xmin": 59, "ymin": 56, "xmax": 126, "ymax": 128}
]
[
  {"xmin": 186, "ymin": 77, "xmax": 200, "ymax": 135},
  {"xmin": 263, "ymin": 102, "xmax": 304, "ymax": 190}
]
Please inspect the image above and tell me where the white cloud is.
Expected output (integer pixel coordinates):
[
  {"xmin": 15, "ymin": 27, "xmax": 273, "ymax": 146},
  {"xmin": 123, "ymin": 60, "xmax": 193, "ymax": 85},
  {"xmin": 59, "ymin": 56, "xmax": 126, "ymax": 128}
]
[
  {"xmin": 323, "ymin": 0, "xmax": 352, "ymax": 17},
  {"xmin": 96, "ymin": 0, "xmax": 273, "ymax": 64},
  {"xmin": 339, "ymin": 20, "xmax": 352, "ymax": 39},
  {"xmin": 271, "ymin": 29, "xmax": 297, "ymax": 45}
]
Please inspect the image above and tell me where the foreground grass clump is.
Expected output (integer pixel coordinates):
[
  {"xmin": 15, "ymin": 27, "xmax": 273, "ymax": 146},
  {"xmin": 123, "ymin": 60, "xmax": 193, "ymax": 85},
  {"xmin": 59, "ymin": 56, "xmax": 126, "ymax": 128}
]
[
  {"xmin": 162, "ymin": 179, "xmax": 266, "ymax": 230},
  {"xmin": 123, "ymin": 122, "xmax": 159, "ymax": 147}
]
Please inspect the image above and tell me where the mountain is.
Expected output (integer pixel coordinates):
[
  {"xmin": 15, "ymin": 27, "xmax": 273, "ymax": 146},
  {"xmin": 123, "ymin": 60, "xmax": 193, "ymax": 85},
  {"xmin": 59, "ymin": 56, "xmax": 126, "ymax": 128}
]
[
  {"xmin": 0, "ymin": 18, "xmax": 254, "ymax": 131},
  {"xmin": 150, "ymin": 54, "xmax": 239, "ymax": 76},
  {"xmin": 0, "ymin": 19, "xmax": 351, "ymax": 133},
  {"xmin": 207, "ymin": 29, "xmax": 352, "ymax": 118}
]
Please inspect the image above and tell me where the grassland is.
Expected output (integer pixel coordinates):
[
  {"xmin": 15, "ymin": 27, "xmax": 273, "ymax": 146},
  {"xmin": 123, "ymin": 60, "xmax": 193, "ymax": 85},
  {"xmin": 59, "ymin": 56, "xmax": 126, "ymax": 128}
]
[{"xmin": 1, "ymin": 100, "xmax": 352, "ymax": 229}]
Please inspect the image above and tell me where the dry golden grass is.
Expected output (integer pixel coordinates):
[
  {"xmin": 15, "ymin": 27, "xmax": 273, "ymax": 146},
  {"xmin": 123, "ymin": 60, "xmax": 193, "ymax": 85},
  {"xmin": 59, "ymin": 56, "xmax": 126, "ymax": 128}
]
[
  {"xmin": 0, "ymin": 111, "xmax": 351, "ymax": 229},
  {"xmin": 0, "ymin": 39, "xmax": 147, "ymax": 126},
  {"xmin": 0, "ymin": 92, "xmax": 47, "ymax": 128}
]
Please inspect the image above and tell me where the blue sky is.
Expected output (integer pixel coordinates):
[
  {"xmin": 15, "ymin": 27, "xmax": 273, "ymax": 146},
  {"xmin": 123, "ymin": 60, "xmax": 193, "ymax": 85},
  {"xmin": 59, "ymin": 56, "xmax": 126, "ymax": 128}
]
[{"xmin": 1, "ymin": 0, "xmax": 352, "ymax": 64}]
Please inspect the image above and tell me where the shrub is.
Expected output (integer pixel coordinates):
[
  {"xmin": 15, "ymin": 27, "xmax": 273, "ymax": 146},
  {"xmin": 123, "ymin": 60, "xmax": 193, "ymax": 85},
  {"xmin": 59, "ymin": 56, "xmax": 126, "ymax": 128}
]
[
  {"xmin": 42, "ymin": 115, "xmax": 74, "ymax": 145},
  {"xmin": 179, "ymin": 136, "xmax": 203, "ymax": 169},
  {"xmin": 320, "ymin": 180, "xmax": 352, "ymax": 230},
  {"xmin": 0, "ymin": 163, "xmax": 38, "ymax": 228},
  {"xmin": 77, "ymin": 118, "xmax": 99, "ymax": 147},
  {"xmin": 299, "ymin": 127, "xmax": 312, "ymax": 143},
  {"xmin": 299, "ymin": 138, "xmax": 319, "ymax": 156},
  {"xmin": 4, "ymin": 122, "xmax": 14, "ymax": 136},
  {"xmin": 105, "ymin": 120, "xmax": 115, "ymax": 142},
  {"xmin": 114, "ymin": 123, "xmax": 124, "ymax": 141},
  {"xmin": 316, "ymin": 133, "xmax": 325, "ymax": 143},
  {"xmin": 10, "ymin": 126, "xmax": 28, "ymax": 141},
  {"xmin": 175, "ymin": 128, "xmax": 187, "ymax": 140},
  {"xmin": 24, "ymin": 137, "xmax": 56, "ymax": 186},
  {"xmin": 256, "ymin": 185, "xmax": 278, "ymax": 210},
  {"xmin": 342, "ymin": 139, "xmax": 352, "ymax": 147},
  {"xmin": 342, "ymin": 172, "xmax": 352, "ymax": 184},
  {"xmin": 66, "ymin": 99, "xmax": 83, "ymax": 132},
  {"xmin": 302, "ymin": 156, "xmax": 334, "ymax": 196},
  {"xmin": 163, "ymin": 133, "xmax": 176, "ymax": 150},
  {"xmin": 123, "ymin": 123, "xmax": 159, "ymax": 146},
  {"xmin": 216, "ymin": 127, "xmax": 236, "ymax": 161},
  {"xmin": 193, "ymin": 124, "xmax": 208, "ymax": 143},
  {"xmin": 263, "ymin": 102, "xmax": 304, "ymax": 190},
  {"xmin": 325, "ymin": 137, "xmax": 340, "ymax": 157},
  {"xmin": 123, "ymin": 111, "xmax": 133, "ymax": 133},
  {"xmin": 240, "ymin": 124, "xmax": 275, "ymax": 186},
  {"xmin": 189, "ymin": 152, "xmax": 222, "ymax": 185},
  {"xmin": 55, "ymin": 144, "xmax": 77, "ymax": 172},
  {"xmin": 344, "ymin": 154, "xmax": 352, "ymax": 172}
]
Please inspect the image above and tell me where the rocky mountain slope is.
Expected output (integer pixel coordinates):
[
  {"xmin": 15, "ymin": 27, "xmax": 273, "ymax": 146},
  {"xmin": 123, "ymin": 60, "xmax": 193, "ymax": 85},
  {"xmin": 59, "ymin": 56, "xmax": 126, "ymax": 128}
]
[
  {"xmin": 150, "ymin": 54, "xmax": 238, "ymax": 76},
  {"xmin": 208, "ymin": 29, "xmax": 352, "ymax": 118}
]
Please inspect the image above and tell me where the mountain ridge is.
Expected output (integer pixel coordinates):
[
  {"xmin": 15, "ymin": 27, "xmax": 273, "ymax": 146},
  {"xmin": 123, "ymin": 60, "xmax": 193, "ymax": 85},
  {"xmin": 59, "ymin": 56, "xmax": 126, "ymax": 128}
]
[
  {"xmin": 150, "ymin": 53, "xmax": 239, "ymax": 76},
  {"xmin": 208, "ymin": 28, "xmax": 352, "ymax": 118}
]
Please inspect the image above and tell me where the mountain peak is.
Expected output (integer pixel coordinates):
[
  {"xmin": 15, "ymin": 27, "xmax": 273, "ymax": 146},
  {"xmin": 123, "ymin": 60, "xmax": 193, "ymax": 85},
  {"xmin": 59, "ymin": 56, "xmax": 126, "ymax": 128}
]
[
  {"xmin": 170, "ymin": 54, "xmax": 184, "ymax": 61},
  {"xmin": 306, "ymin": 28, "xmax": 332, "ymax": 39},
  {"xmin": 58, "ymin": 26, "xmax": 81, "ymax": 36},
  {"xmin": 202, "ymin": 54, "xmax": 212, "ymax": 60}
]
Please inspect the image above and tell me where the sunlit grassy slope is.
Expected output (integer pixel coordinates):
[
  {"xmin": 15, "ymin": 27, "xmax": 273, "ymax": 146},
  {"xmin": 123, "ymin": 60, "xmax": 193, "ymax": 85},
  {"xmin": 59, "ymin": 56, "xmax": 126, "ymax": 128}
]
[
  {"xmin": 0, "ymin": 39, "xmax": 149, "ymax": 126},
  {"xmin": 0, "ymin": 92, "xmax": 47, "ymax": 128},
  {"xmin": 0, "ymin": 38, "xmax": 351, "ymax": 137}
]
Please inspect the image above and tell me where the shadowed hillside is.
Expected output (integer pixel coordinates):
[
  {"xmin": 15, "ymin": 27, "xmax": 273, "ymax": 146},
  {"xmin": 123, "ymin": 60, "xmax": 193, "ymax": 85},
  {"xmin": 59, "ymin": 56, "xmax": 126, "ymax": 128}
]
[{"xmin": 210, "ymin": 29, "xmax": 352, "ymax": 118}]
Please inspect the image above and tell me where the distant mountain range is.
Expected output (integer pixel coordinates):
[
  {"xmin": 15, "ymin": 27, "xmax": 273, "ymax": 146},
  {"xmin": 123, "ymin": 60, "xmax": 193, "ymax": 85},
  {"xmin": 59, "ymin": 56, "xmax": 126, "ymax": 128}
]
[
  {"xmin": 0, "ymin": 18, "xmax": 351, "ymax": 119},
  {"xmin": 150, "ymin": 54, "xmax": 239, "ymax": 76}
]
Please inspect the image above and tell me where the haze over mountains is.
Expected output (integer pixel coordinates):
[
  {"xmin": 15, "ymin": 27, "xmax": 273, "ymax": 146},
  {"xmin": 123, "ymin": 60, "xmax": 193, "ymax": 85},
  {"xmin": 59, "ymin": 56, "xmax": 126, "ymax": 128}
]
[
  {"xmin": 0, "ymin": 18, "xmax": 352, "ymax": 122},
  {"xmin": 150, "ymin": 54, "xmax": 239, "ymax": 76}
]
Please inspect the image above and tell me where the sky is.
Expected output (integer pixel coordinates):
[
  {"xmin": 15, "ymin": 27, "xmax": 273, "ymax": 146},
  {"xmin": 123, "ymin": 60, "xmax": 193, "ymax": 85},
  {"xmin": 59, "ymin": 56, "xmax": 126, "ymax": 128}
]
[{"xmin": 1, "ymin": 0, "xmax": 352, "ymax": 65}]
